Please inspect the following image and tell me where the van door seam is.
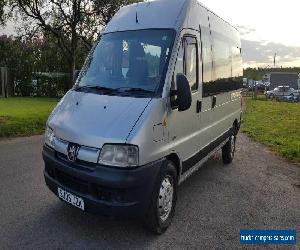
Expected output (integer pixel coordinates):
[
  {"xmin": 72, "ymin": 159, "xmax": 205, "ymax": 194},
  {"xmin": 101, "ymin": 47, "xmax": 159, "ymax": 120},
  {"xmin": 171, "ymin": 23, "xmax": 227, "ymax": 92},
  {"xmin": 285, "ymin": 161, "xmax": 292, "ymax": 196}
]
[{"xmin": 125, "ymin": 98, "xmax": 153, "ymax": 143}]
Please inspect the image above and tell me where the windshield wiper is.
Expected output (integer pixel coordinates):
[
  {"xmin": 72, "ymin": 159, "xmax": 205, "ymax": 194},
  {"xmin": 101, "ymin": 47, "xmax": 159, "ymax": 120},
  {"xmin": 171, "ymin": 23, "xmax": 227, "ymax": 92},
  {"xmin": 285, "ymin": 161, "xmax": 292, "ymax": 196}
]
[
  {"xmin": 115, "ymin": 87, "xmax": 154, "ymax": 94},
  {"xmin": 74, "ymin": 85, "xmax": 116, "ymax": 92},
  {"xmin": 74, "ymin": 85, "xmax": 155, "ymax": 96}
]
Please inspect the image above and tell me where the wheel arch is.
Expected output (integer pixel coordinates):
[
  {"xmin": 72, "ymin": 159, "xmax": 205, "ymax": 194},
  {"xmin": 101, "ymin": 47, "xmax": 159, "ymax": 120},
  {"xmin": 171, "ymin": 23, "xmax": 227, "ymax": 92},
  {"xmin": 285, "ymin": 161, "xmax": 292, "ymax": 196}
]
[
  {"xmin": 233, "ymin": 119, "xmax": 239, "ymax": 134},
  {"xmin": 166, "ymin": 153, "xmax": 181, "ymax": 182}
]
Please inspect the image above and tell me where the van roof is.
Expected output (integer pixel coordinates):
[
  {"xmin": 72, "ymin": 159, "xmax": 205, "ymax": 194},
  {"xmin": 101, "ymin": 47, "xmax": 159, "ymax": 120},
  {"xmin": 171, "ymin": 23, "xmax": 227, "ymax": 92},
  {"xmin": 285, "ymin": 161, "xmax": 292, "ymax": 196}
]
[
  {"xmin": 103, "ymin": 0, "xmax": 239, "ymax": 43},
  {"xmin": 104, "ymin": 0, "xmax": 188, "ymax": 34}
]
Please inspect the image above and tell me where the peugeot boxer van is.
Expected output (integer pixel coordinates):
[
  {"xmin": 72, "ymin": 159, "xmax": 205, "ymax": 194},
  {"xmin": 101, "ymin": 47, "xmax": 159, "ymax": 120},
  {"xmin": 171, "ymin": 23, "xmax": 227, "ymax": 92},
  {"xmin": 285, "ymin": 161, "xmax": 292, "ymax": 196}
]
[{"xmin": 43, "ymin": 0, "xmax": 243, "ymax": 234}]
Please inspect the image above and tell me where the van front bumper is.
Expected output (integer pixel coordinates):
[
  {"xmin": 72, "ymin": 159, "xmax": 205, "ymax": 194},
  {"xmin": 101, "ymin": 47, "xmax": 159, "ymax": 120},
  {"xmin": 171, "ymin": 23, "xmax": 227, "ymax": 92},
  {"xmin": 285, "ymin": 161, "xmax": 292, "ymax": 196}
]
[{"xmin": 43, "ymin": 146, "xmax": 162, "ymax": 217}]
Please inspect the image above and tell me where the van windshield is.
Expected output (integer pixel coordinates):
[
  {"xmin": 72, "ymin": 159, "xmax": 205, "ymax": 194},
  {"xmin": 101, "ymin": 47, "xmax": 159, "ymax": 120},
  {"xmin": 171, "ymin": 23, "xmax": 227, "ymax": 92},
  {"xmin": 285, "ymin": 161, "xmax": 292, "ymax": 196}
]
[{"xmin": 77, "ymin": 29, "xmax": 176, "ymax": 96}]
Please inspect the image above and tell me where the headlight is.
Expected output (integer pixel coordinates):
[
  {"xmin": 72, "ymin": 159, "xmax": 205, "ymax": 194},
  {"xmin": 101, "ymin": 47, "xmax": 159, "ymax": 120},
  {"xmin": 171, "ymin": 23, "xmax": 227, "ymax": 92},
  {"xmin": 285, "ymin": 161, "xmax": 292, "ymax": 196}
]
[
  {"xmin": 44, "ymin": 126, "xmax": 55, "ymax": 149},
  {"xmin": 99, "ymin": 144, "xmax": 138, "ymax": 167}
]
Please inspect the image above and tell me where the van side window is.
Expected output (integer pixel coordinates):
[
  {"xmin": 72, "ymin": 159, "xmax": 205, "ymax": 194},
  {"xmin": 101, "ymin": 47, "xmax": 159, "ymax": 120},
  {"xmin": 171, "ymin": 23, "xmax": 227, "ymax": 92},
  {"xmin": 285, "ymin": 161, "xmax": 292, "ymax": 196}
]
[
  {"xmin": 231, "ymin": 46, "xmax": 242, "ymax": 77},
  {"xmin": 173, "ymin": 43, "xmax": 184, "ymax": 79},
  {"xmin": 214, "ymin": 39, "xmax": 231, "ymax": 79},
  {"xmin": 201, "ymin": 30, "xmax": 213, "ymax": 84},
  {"xmin": 184, "ymin": 37, "xmax": 198, "ymax": 91},
  {"xmin": 202, "ymin": 31, "xmax": 243, "ymax": 97},
  {"xmin": 171, "ymin": 41, "xmax": 184, "ymax": 106},
  {"xmin": 171, "ymin": 36, "xmax": 198, "ymax": 107}
]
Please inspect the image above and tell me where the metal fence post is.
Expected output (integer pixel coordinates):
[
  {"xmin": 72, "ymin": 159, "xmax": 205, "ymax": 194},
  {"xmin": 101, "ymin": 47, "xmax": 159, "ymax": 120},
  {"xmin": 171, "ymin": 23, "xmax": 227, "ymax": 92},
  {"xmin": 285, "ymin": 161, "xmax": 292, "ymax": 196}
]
[
  {"xmin": 0, "ymin": 67, "xmax": 10, "ymax": 98},
  {"xmin": 4, "ymin": 67, "xmax": 8, "ymax": 98},
  {"xmin": 0, "ymin": 67, "xmax": 4, "ymax": 98}
]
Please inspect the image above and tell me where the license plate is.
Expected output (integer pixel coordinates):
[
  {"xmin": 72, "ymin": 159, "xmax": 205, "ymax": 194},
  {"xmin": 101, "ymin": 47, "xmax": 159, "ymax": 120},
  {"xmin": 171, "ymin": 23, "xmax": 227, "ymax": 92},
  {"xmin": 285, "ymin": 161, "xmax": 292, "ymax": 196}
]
[{"xmin": 58, "ymin": 187, "xmax": 85, "ymax": 211}]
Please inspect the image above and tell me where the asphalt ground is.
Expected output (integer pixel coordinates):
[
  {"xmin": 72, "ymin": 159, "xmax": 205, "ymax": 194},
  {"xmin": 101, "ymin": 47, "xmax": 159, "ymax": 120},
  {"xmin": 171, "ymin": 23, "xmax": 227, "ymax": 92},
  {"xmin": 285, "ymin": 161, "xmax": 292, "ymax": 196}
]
[{"xmin": 0, "ymin": 134, "xmax": 299, "ymax": 249}]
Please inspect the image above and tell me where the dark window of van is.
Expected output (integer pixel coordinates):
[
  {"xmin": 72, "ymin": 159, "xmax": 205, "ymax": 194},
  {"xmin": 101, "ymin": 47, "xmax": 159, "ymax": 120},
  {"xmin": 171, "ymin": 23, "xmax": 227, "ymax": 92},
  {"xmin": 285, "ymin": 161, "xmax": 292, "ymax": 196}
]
[
  {"xmin": 171, "ymin": 40, "xmax": 184, "ymax": 107},
  {"xmin": 201, "ymin": 30, "xmax": 212, "ymax": 84},
  {"xmin": 184, "ymin": 37, "xmax": 198, "ymax": 91},
  {"xmin": 231, "ymin": 46, "xmax": 243, "ymax": 77},
  {"xmin": 173, "ymin": 42, "xmax": 184, "ymax": 79},
  {"xmin": 202, "ymin": 32, "xmax": 242, "ymax": 97},
  {"xmin": 171, "ymin": 36, "xmax": 199, "ymax": 94},
  {"xmin": 213, "ymin": 38, "xmax": 231, "ymax": 79}
]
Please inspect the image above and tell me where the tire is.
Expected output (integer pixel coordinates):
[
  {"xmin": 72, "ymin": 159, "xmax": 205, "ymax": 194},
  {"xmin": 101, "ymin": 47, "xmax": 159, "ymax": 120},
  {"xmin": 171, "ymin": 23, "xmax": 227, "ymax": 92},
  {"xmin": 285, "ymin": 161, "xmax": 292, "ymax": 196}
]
[
  {"xmin": 143, "ymin": 160, "xmax": 178, "ymax": 234},
  {"xmin": 222, "ymin": 132, "xmax": 236, "ymax": 164}
]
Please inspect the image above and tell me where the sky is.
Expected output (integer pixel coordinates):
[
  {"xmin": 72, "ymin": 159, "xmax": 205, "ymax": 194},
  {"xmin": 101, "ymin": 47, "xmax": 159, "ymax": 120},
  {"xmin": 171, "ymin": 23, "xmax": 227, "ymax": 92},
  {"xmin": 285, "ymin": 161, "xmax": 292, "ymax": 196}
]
[
  {"xmin": 1, "ymin": 0, "xmax": 300, "ymax": 68},
  {"xmin": 200, "ymin": 0, "xmax": 300, "ymax": 68}
]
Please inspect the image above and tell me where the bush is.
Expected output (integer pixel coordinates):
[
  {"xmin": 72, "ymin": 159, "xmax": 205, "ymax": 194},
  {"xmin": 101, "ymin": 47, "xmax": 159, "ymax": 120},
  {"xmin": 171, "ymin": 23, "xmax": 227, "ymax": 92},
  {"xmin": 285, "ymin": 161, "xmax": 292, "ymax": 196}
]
[
  {"xmin": 15, "ymin": 73, "xmax": 70, "ymax": 97},
  {"xmin": 15, "ymin": 80, "xmax": 34, "ymax": 96},
  {"xmin": 35, "ymin": 75, "xmax": 68, "ymax": 97}
]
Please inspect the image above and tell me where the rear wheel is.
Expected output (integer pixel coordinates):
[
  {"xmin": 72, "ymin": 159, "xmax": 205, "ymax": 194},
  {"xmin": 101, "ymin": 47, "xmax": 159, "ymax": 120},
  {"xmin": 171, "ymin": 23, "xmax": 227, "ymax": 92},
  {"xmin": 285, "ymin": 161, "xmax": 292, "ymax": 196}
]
[
  {"xmin": 222, "ymin": 133, "xmax": 236, "ymax": 164},
  {"xmin": 143, "ymin": 160, "xmax": 177, "ymax": 234}
]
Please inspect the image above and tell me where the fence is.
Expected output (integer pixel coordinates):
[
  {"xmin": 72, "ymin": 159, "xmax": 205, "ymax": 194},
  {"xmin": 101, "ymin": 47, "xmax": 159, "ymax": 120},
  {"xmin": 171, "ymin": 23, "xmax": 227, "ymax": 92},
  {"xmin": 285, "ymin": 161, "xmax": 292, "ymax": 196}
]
[
  {"xmin": 0, "ymin": 68, "xmax": 69, "ymax": 98},
  {"xmin": 0, "ymin": 67, "xmax": 14, "ymax": 98}
]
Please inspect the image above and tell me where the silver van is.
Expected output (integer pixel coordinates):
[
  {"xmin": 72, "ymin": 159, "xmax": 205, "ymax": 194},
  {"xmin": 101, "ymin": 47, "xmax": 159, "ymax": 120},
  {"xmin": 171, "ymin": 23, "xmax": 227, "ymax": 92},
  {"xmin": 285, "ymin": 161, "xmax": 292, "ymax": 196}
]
[{"xmin": 43, "ymin": 0, "xmax": 243, "ymax": 234}]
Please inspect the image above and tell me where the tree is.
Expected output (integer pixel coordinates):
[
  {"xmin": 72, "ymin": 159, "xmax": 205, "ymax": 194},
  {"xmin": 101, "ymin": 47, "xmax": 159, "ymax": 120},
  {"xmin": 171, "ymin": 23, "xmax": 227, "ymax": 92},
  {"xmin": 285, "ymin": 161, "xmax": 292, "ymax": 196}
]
[
  {"xmin": 11, "ymin": 0, "xmax": 140, "ymax": 89},
  {"xmin": 0, "ymin": 34, "xmax": 74, "ymax": 96},
  {"xmin": 93, "ymin": 0, "xmax": 140, "ymax": 25},
  {"xmin": 0, "ymin": 0, "xmax": 8, "ymax": 25}
]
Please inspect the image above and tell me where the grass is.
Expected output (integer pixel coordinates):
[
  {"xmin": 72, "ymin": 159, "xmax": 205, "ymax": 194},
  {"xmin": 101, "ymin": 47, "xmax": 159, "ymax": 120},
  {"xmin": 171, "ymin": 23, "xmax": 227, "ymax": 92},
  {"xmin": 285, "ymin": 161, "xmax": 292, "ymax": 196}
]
[
  {"xmin": 242, "ymin": 97, "xmax": 300, "ymax": 163},
  {"xmin": 0, "ymin": 97, "xmax": 58, "ymax": 138}
]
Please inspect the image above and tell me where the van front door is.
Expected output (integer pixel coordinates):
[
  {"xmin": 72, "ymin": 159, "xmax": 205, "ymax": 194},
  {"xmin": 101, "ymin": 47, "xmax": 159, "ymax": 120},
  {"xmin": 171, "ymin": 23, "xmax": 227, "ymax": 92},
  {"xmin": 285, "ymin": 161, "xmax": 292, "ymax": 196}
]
[{"xmin": 167, "ymin": 34, "xmax": 202, "ymax": 174}]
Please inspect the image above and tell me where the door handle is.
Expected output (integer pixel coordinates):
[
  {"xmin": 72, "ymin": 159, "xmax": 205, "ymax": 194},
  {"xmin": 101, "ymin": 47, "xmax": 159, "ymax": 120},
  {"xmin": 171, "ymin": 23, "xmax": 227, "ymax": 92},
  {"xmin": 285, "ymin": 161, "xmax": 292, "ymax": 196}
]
[
  {"xmin": 196, "ymin": 100, "xmax": 202, "ymax": 113},
  {"xmin": 212, "ymin": 95, "xmax": 217, "ymax": 109}
]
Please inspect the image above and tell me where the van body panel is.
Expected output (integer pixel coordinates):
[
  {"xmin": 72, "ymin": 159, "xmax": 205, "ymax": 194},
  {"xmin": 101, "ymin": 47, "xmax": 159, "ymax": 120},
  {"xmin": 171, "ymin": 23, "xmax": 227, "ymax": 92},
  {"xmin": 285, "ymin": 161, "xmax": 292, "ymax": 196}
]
[
  {"xmin": 166, "ymin": 29, "xmax": 204, "ymax": 168},
  {"xmin": 200, "ymin": 92, "xmax": 241, "ymax": 148},
  {"xmin": 48, "ymin": 90, "xmax": 152, "ymax": 149},
  {"xmin": 126, "ymin": 98, "xmax": 169, "ymax": 166}
]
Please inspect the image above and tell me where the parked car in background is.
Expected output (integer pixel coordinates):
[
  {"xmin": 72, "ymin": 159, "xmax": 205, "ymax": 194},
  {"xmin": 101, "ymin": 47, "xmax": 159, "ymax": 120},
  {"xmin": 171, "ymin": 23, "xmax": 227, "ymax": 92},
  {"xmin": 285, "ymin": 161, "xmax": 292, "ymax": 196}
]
[
  {"xmin": 266, "ymin": 86, "xmax": 295, "ymax": 99},
  {"xmin": 256, "ymin": 82, "xmax": 267, "ymax": 91},
  {"xmin": 277, "ymin": 93, "xmax": 300, "ymax": 102},
  {"xmin": 248, "ymin": 81, "xmax": 268, "ymax": 91}
]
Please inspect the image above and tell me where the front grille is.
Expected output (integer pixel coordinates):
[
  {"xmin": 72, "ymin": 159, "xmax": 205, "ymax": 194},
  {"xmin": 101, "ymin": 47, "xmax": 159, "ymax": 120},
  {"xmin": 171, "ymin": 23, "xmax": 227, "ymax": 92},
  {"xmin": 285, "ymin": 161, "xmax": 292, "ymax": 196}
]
[
  {"xmin": 56, "ymin": 152, "xmax": 96, "ymax": 170},
  {"xmin": 55, "ymin": 169, "xmax": 89, "ymax": 194}
]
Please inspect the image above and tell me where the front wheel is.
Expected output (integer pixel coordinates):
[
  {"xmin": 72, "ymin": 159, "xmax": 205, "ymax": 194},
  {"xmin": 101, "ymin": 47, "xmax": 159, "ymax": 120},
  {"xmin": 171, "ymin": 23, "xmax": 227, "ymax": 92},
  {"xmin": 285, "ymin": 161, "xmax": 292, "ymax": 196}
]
[
  {"xmin": 222, "ymin": 133, "xmax": 236, "ymax": 164},
  {"xmin": 143, "ymin": 160, "xmax": 177, "ymax": 234}
]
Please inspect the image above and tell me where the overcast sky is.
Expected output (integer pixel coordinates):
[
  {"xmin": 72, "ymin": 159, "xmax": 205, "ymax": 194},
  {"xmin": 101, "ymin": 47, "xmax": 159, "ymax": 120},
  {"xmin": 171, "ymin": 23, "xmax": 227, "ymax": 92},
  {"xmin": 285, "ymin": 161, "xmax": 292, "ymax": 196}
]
[
  {"xmin": 1, "ymin": 0, "xmax": 300, "ymax": 68},
  {"xmin": 200, "ymin": 0, "xmax": 300, "ymax": 68}
]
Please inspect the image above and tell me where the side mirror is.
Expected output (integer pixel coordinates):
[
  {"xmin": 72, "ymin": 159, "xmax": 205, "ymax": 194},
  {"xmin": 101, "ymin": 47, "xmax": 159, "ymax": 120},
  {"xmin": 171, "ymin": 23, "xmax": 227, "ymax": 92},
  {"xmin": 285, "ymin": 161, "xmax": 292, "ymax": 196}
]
[{"xmin": 172, "ymin": 74, "xmax": 192, "ymax": 112}]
